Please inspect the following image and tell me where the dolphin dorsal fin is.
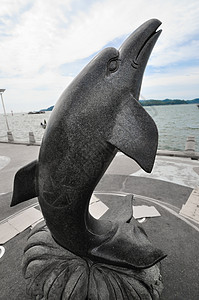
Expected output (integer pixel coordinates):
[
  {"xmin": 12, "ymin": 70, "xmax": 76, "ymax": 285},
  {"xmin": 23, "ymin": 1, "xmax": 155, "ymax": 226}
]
[{"xmin": 11, "ymin": 160, "xmax": 39, "ymax": 207}]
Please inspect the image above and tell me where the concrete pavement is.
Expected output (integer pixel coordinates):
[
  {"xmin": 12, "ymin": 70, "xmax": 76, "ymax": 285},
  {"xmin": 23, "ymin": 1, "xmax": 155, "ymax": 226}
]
[
  {"xmin": 0, "ymin": 142, "xmax": 39, "ymax": 194},
  {"xmin": 1, "ymin": 141, "xmax": 199, "ymax": 194},
  {"xmin": 0, "ymin": 142, "xmax": 199, "ymax": 299}
]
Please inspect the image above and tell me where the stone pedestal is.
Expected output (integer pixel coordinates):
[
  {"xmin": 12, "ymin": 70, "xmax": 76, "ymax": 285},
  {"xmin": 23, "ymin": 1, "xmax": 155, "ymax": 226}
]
[{"xmin": 22, "ymin": 221, "xmax": 163, "ymax": 300}]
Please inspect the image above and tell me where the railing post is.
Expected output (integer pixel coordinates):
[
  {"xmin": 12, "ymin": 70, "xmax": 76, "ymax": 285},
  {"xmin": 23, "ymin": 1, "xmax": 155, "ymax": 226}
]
[
  {"xmin": 7, "ymin": 131, "xmax": 14, "ymax": 142},
  {"xmin": 29, "ymin": 132, "xmax": 36, "ymax": 144},
  {"xmin": 185, "ymin": 136, "xmax": 195, "ymax": 152}
]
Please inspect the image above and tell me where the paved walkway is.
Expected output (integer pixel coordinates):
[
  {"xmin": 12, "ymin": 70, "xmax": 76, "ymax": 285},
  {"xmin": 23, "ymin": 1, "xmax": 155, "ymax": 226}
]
[
  {"xmin": 0, "ymin": 142, "xmax": 199, "ymax": 242},
  {"xmin": 106, "ymin": 151, "xmax": 199, "ymax": 188},
  {"xmin": 0, "ymin": 142, "xmax": 39, "ymax": 194},
  {"xmin": 0, "ymin": 142, "xmax": 199, "ymax": 299}
]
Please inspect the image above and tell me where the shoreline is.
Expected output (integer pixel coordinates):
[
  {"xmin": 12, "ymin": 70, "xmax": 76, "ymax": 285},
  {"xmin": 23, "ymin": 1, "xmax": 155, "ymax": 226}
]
[{"xmin": 0, "ymin": 140, "xmax": 198, "ymax": 160}]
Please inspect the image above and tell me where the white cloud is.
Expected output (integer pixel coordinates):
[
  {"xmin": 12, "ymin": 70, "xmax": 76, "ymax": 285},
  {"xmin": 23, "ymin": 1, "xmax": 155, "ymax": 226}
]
[
  {"xmin": 150, "ymin": 40, "xmax": 199, "ymax": 67},
  {"xmin": 142, "ymin": 65, "xmax": 199, "ymax": 99},
  {"xmin": 1, "ymin": 72, "xmax": 74, "ymax": 112},
  {"xmin": 0, "ymin": 0, "xmax": 29, "ymax": 17},
  {"xmin": 0, "ymin": 0, "xmax": 199, "ymax": 111}
]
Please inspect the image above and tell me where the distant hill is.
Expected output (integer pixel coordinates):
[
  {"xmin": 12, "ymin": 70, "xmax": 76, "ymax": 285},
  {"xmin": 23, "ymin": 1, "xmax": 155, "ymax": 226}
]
[
  {"xmin": 187, "ymin": 98, "xmax": 199, "ymax": 104},
  {"xmin": 40, "ymin": 105, "xmax": 54, "ymax": 111},
  {"xmin": 139, "ymin": 98, "xmax": 199, "ymax": 106},
  {"xmin": 40, "ymin": 98, "xmax": 199, "ymax": 111}
]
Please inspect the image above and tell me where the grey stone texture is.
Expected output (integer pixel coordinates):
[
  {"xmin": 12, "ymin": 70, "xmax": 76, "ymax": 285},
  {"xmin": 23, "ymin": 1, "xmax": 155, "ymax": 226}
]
[
  {"xmin": 10, "ymin": 19, "xmax": 166, "ymax": 299},
  {"xmin": 1, "ymin": 142, "xmax": 198, "ymax": 299}
]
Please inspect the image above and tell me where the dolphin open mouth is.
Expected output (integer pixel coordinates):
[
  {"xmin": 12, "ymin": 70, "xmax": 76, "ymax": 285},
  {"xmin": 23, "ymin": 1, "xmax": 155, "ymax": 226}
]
[
  {"xmin": 132, "ymin": 23, "xmax": 162, "ymax": 68},
  {"xmin": 119, "ymin": 19, "xmax": 162, "ymax": 68},
  {"xmin": 119, "ymin": 19, "xmax": 162, "ymax": 100}
]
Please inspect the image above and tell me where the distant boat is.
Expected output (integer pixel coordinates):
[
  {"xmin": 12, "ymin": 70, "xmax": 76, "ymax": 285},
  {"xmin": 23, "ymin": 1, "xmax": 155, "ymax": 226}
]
[{"xmin": 28, "ymin": 111, "xmax": 45, "ymax": 114}]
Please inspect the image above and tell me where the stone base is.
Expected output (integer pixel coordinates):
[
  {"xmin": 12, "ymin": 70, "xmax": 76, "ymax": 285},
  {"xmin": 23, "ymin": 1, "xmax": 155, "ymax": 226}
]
[{"xmin": 23, "ymin": 221, "xmax": 163, "ymax": 299}]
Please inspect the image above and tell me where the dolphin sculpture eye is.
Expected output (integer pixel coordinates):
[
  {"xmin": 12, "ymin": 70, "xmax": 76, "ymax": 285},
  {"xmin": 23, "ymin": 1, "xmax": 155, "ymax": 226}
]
[{"xmin": 108, "ymin": 58, "xmax": 119, "ymax": 73}]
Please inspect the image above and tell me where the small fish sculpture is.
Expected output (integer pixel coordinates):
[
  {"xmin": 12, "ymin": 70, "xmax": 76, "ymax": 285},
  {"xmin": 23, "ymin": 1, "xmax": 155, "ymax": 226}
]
[{"xmin": 11, "ymin": 19, "xmax": 166, "ymax": 270}]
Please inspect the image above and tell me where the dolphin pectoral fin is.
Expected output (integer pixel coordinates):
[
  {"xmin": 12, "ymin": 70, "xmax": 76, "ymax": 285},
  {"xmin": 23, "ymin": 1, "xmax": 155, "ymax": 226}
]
[
  {"xmin": 108, "ymin": 95, "xmax": 158, "ymax": 173},
  {"xmin": 11, "ymin": 160, "xmax": 39, "ymax": 207},
  {"xmin": 90, "ymin": 219, "xmax": 166, "ymax": 269}
]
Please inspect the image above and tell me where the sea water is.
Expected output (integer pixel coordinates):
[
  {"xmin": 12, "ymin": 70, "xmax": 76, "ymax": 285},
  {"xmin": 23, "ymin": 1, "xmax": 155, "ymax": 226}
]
[
  {"xmin": 0, "ymin": 104, "xmax": 198, "ymax": 152},
  {"xmin": 145, "ymin": 104, "xmax": 199, "ymax": 152}
]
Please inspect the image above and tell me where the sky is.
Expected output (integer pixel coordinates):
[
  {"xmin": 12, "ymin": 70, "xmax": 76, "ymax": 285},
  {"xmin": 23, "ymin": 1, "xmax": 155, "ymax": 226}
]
[{"xmin": 0, "ymin": 0, "xmax": 199, "ymax": 113}]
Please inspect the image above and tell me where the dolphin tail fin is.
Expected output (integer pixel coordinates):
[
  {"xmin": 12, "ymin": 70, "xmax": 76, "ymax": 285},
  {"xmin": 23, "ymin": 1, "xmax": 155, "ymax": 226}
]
[{"xmin": 11, "ymin": 160, "xmax": 39, "ymax": 207}]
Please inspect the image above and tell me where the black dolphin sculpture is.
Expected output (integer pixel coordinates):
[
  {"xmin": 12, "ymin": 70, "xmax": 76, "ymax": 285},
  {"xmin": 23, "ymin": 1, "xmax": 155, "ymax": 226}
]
[{"xmin": 11, "ymin": 19, "xmax": 166, "ymax": 269}]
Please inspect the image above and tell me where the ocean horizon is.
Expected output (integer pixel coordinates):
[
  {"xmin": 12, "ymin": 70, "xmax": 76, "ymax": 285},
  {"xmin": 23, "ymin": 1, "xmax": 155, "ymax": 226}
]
[{"xmin": 0, "ymin": 103, "xmax": 198, "ymax": 152}]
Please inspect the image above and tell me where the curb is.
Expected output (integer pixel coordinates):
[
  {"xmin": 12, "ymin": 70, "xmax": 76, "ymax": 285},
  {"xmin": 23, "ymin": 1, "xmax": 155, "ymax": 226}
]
[{"xmin": 0, "ymin": 141, "xmax": 199, "ymax": 159}]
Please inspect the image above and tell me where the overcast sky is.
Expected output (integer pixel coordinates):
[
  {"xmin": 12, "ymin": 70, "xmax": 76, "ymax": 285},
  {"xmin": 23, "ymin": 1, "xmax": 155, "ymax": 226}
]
[{"xmin": 0, "ymin": 0, "xmax": 199, "ymax": 112}]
